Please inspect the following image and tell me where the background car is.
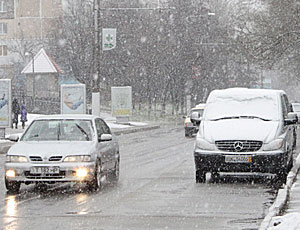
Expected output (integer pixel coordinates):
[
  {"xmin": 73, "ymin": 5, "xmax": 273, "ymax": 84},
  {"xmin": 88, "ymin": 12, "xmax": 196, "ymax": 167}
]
[
  {"xmin": 292, "ymin": 102, "xmax": 300, "ymax": 121},
  {"xmin": 5, "ymin": 114, "xmax": 120, "ymax": 193},
  {"xmin": 184, "ymin": 103, "xmax": 205, "ymax": 137}
]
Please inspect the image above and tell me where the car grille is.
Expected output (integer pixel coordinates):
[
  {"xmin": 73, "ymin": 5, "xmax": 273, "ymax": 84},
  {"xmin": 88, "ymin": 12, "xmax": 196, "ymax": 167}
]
[
  {"xmin": 49, "ymin": 156, "xmax": 63, "ymax": 161},
  {"xmin": 29, "ymin": 156, "xmax": 63, "ymax": 162},
  {"xmin": 215, "ymin": 140, "xmax": 263, "ymax": 152},
  {"xmin": 30, "ymin": 156, "xmax": 43, "ymax": 161},
  {"xmin": 24, "ymin": 171, "xmax": 66, "ymax": 179}
]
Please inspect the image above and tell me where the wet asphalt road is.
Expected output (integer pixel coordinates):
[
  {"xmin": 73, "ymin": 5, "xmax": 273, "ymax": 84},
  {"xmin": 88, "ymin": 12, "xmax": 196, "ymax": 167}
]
[{"xmin": 0, "ymin": 126, "xmax": 280, "ymax": 230}]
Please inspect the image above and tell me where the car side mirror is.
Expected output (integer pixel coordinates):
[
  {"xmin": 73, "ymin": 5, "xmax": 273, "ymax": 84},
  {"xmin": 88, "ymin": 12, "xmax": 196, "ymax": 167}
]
[
  {"xmin": 7, "ymin": 133, "xmax": 20, "ymax": 142},
  {"xmin": 99, "ymin": 134, "xmax": 112, "ymax": 142},
  {"xmin": 285, "ymin": 112, "xmax": 298, "ymax": 125},
  {"xmin": 190, "ymin": 112, "xmax": 202, "ymax": 126}
]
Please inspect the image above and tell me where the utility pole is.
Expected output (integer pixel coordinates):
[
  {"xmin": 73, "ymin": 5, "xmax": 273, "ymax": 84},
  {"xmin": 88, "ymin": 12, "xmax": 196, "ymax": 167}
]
[{"xmin": 92, "ymin": 0, "xmax": 100, "ymax": 116}]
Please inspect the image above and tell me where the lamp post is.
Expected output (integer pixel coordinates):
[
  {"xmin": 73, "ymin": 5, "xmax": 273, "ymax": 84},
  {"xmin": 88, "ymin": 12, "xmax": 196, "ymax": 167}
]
[
  {"xmin": 92, "ymin": 0, "xmax": 100, "ymax": 116},
  {"xmin": 25, "ymin": 51, "xmax": 35, "ymax": 109}
]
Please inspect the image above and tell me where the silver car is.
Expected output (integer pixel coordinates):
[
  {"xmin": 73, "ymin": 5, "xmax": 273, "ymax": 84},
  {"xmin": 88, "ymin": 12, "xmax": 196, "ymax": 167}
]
[{"xmin": 5, "ymin": 114, "xmax": 120, "ymax": 193}]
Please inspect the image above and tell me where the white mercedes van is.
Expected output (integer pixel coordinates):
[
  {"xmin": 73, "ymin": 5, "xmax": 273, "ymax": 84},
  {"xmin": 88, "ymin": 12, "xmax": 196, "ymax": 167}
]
[{"xmin": 192, "ymin": 88, "xmax": 297, "ymax": 183}]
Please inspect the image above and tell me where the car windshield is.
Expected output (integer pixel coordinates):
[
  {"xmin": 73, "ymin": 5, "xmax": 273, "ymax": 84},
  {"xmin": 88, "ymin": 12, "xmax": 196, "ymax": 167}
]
[
  {"xmin": 204, "ymin": 93, "xmax": 279, "ymax": 121},
  {"xmin": 292, "ymin": 104, "xmax": 300, "ymax": 112},
  {"xmin": 189, "ymin": 109, "xmax": 204, "ymax": 117},
  {"xmin": 21, "ymin": 119, "xmax": 94, "ymax": 141}
]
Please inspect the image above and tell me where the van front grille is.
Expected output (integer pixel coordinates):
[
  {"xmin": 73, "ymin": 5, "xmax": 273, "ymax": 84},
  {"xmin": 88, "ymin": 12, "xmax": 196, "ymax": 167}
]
[{"xmin": 215, "ymin": 140, "xmax": 262, "ymax": 152}]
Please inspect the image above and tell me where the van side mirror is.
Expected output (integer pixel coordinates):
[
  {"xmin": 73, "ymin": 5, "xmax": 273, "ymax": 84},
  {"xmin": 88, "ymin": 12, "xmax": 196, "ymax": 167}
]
[
  {"xmin": 190, "ymin": 112, "xmax": 202, "ymax": 126},
  {"xmin": 285, "ymin": 112, "xmax": 298, "ymax": 125}
]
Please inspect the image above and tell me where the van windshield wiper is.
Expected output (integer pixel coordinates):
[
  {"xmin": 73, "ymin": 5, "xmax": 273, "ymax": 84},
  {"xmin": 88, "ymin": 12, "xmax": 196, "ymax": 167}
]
[
  {"xmin": 211, "ymin": 116, "xmax": 240, "ymax": 121},
  {"xmin": 238, "ymin": 116, "xmax": 271, "ymax": 121},
  {"xmin": 211, "ymin": 116, "xmax": 271, "ymax": 121}
]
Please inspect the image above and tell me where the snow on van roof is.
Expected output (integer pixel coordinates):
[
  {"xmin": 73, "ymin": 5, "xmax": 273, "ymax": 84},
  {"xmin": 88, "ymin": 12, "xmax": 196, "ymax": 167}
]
[
  {"xmin": 208, "ymin": 88, "xmax": 285, "ymax": 100},
  {"xmin": 204, "ymin": 88, "xmax": 282, "ymax": 121}
]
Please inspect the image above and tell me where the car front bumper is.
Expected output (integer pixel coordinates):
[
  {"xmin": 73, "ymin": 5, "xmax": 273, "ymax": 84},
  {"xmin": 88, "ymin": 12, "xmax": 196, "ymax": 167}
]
[
  {"xmin": 194, "ymin": 151, "xmax": 287, "ymax": 174},
  {"xmin": 185, "ymin": 126, "xmax": 198, "ymax": 133},
  {"xmin": 5, "ymin": 162, "xmax": 96, "ymax": 183}
]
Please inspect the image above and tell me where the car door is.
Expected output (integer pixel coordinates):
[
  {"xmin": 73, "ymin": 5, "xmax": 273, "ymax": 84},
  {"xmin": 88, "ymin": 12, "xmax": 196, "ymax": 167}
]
[{"xmin": 95, "ymin": 118, "xmax": 115, "ymax": 172}]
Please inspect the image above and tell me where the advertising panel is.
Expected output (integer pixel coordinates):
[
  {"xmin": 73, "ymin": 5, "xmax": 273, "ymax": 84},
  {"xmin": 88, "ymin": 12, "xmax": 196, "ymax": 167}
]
[
  {"xmin": 111, "ymin": 86, "xmax": 132, "ymax": 117},
  {"xmin": 0, "ymin": 79, "xmax": 11, "ymax": 128},
  {"xmin": 61, "ymin": 84, "xmax": 86, "ymax": 114}
]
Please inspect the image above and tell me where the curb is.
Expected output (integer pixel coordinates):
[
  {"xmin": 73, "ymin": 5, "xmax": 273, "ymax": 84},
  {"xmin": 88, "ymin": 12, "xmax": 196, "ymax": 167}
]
[
  {"xmin": 259, "ymin": 154, "xmax": 300, "ymax": 230},
  {"xmin": 112, "ymin": 124, "xmax": 160, "ymax": 136}
]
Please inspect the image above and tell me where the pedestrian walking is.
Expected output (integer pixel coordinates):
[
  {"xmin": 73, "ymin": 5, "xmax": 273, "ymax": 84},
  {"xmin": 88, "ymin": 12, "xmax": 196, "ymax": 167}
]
[
  {"xmin": 12, "ymin": 98, "xmax": 20, "ymax": 129},
  {"xmin": 20, "ymin": 104, "xmax": 27, "ymax": 129}
]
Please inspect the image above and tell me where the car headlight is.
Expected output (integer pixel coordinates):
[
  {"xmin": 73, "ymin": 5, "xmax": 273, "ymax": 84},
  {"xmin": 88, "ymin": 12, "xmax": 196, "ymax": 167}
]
[
  {"xmin": 6, "ymin": 155, "xmax": 28, "ymax": 163},
  {"xmin": 195, "ymin": 138, "xmax": 215, "ymax": 151},
  {"xmin": 263, "ymin": 139, "xmax": 284, "ymax": 151},
  {"xmin": 63, "ymin": 155, "xmax": 91, "ymax": 162}
]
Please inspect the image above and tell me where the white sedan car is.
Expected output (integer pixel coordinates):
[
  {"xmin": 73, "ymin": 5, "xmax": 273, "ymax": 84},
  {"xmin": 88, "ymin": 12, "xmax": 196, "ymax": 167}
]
[{"xmin": 5, "ymin": 114, "xmax": 120, "ymax": 193}]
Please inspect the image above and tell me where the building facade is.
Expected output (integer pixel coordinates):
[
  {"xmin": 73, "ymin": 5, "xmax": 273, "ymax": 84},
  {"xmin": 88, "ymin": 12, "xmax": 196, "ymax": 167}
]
[{"xmin": 0, "ymin": 0, "xmax": 63, "ymax": 100}]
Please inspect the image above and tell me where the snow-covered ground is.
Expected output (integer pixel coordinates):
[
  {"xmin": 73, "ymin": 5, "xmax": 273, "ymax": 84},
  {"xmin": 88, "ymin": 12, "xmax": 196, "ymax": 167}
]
[{"xmin": 269, "ymin": 213, "xmax": 300, "ymax": 230}]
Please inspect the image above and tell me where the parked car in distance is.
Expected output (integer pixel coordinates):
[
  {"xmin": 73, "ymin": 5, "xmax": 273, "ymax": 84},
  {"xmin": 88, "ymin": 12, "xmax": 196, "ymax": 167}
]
[
  {"xmin": 184, "ymin": 103, "xmax": 205, "ymax": 137},
  {"xmin": 194, "ymin": 88, "xmax": 297, "ymax": 183},
  {"xmin": 5, "ymin": 114, "xmax": 120, "ymax": 193}
]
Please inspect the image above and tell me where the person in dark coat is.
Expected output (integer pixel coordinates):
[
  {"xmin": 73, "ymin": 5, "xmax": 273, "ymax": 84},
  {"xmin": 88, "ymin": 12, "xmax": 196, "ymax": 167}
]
[
  {"xmin": 20, "ymin": 104, "xmax": 27, "ymax": 129},
  {"xmin": 12, "ymin": 98, "xmax": 20, "ymax": 129}
]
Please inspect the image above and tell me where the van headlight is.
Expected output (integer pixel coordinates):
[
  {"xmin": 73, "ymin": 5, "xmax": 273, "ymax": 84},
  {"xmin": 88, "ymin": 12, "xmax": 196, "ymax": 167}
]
[
  {"xmin": 63, "ymin": 155, "xmax": 91, "ymax": 162},
  {"xmin": 263, "ymin": 139, "xmax": 284, "ymax": 151},
  {"xmin": 6, "ymin": 155, "xmax": 28, "ymax": 163},
  {"xmin": 195, "ymin": 138, "xmax": 215, "ymax": 151}
]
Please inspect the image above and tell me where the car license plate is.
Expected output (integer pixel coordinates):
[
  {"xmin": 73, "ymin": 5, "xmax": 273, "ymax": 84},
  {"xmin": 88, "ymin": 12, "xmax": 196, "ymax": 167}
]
[
  {"xmin": 30, "ymin": 167, "xmax": 60, "ymax": 175},
  {"xmin": 225, "ymin": 155, "xmax": 252, "ymax": 163}
]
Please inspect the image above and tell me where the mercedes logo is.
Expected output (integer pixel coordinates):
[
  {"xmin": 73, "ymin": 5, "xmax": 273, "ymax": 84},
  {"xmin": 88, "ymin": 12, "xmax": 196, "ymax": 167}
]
[{"xmin": 233, "ymin": 141, "xmax": 244, "ymax": 152}]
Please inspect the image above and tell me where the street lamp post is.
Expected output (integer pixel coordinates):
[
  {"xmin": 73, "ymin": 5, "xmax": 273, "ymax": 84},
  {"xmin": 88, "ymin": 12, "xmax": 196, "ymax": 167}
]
[
  {"xmin": 92, "ymin": 0, "xmax": 101, "ymax": 116},
  {"xmin": 25, "ymin": 51, "xmax": 35, "ymax": 110}
]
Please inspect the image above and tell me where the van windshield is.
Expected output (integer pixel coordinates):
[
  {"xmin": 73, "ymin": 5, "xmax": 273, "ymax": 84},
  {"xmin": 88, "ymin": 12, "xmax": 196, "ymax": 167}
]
[{"xmin": 204, "ymin": 94, "xmax": 279, "ymax": 121}]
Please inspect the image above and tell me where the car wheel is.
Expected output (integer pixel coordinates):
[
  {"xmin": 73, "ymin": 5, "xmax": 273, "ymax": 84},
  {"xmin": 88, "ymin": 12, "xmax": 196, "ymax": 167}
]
[
  {"xmin": 109, "ymin": 159, "xmax": 120, "ymax": 182},
  {"xmin": 276, "ymin": 167, "xmax": 288, "ymax": 184},
  {"xmin": 195, "ymin": 170, "xmax": 206, "ymax": 183},
  {"xmin": 87, "ymin": 160, "xmax": 102, "ymax": 191},
  {"xmin": 210, "ymin": 172, "xmax": 220, "ymax": 183},
  {"xmin": 5, "ymin": 178, "xmax": 21, "ymax": 194},
  {"xmin": 185, "ymin": 131, "xmax": 189, "ymax": 137},
  {"xmin": 288, "ymin": 156, "xmax": 294, "ymax": 172}
]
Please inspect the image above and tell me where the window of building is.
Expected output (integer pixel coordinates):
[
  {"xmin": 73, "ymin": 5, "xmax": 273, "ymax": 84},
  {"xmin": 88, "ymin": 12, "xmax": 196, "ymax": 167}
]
[
  {"xmin": 0, "ymin": 23, "xmax": 7, "ymax": 34},
  {"xmin": 0, "ymin": 45, "xmax": 7, "ymax": 56},
  {"xmin": 0, "ymin": 1, "xmax": 7, "ymax": 12}
]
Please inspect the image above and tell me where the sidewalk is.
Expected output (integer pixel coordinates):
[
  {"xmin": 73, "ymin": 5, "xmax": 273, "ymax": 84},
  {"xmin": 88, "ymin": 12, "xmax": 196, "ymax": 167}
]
[{"xmin": 259, "ymin": 153, "xmax": 300, "ymax": 230}]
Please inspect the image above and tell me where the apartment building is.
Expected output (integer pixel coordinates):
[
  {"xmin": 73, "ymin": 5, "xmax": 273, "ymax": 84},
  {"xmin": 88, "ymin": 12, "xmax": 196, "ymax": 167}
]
[{"xmin": 0, "ymin": 0, "xmax": 62, "ymax": 81}]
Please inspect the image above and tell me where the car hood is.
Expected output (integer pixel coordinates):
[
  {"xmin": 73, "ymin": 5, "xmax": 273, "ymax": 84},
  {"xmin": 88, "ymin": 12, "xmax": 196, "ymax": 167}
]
[
  {"xmin": 202, "ymin": 119, "xmax": 280, "ymax": 143},
  {"xmin": 8, "ymin": 141, "xmax": 96, "ymax": 157}
]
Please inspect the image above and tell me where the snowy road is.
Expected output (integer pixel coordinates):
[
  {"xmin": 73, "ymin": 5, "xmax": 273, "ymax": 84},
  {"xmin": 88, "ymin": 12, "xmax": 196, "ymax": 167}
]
[{"xmin": 0, "ymin": 126, "xmax": 278, "ymax": 229}]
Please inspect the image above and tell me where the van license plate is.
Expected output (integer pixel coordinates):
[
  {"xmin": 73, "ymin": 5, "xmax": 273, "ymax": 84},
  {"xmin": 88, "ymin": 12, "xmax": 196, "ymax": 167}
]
[
  {"xmin": 30, "ymin": 167, "xmax": 60, "ymax": 175},
  {"xmin": 225, "ymin": 155, "xmax": 252, "ymax": 163}
]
